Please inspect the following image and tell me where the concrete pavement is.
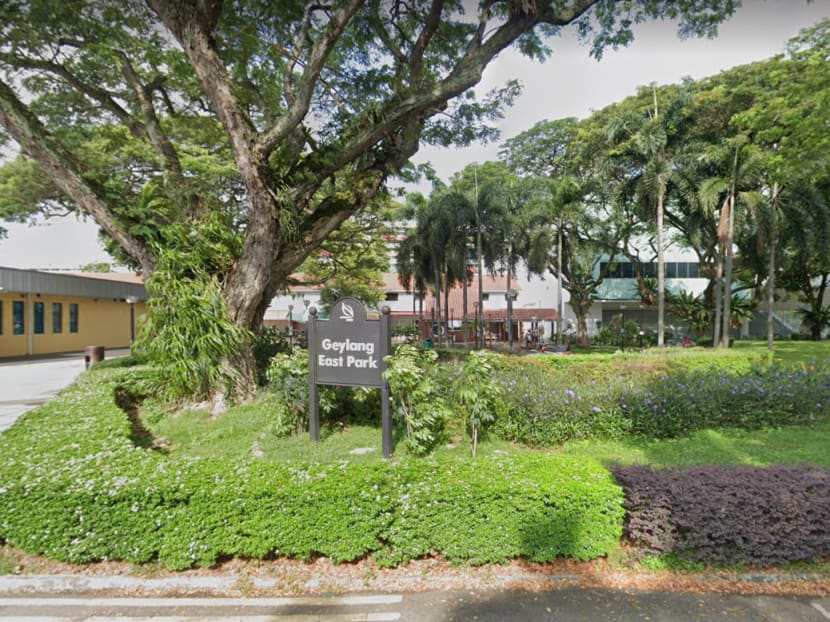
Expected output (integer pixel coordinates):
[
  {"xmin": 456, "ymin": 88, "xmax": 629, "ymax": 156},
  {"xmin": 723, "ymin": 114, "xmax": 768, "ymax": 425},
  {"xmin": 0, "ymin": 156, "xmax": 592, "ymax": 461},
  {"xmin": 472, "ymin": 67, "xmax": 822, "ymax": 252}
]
[{"xmin": 0, "ymin": 349, "xmax": 129, "ymax": 434}]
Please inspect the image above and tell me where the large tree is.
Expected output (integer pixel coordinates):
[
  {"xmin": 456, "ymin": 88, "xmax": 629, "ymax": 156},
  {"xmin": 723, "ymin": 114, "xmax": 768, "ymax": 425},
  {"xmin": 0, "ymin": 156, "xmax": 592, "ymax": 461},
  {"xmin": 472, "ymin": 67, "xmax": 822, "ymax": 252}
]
[{"xmin": 0, "ymin": 0, "xmax": 739, "ymax": 392}]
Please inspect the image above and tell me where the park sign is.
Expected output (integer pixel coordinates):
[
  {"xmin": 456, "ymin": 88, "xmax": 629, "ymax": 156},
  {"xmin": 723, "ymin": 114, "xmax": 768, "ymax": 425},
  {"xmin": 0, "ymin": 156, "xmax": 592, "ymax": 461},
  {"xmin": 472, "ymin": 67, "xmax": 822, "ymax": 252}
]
[{"xmin": 307, "ymin": 298, "xmax": 393, "ymax": 458}]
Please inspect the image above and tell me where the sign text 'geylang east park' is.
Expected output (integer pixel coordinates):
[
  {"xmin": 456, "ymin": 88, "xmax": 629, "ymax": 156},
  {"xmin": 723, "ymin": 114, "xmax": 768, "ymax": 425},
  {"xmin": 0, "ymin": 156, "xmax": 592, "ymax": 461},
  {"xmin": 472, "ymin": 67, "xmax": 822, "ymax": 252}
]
[{"xmin": 307, "ymin": 298, "xmax": 393, "ymax": 458}]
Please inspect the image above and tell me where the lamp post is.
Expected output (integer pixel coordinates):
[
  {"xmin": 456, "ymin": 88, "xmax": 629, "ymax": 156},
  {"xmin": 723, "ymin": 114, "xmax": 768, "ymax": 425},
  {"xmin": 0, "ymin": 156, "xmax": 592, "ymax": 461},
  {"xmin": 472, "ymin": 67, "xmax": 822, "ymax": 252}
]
[{"xmin": 125, "ymin": 295, "xmax": 139, "ymax": 345}]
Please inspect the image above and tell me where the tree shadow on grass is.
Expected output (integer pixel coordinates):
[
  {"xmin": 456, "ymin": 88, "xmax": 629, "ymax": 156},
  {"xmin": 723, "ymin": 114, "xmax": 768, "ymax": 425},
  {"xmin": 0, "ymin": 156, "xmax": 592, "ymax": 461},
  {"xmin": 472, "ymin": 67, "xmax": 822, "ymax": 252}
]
[{"xmin": 114, "ymin": 385, "xmax": 169, "ymax": 453}]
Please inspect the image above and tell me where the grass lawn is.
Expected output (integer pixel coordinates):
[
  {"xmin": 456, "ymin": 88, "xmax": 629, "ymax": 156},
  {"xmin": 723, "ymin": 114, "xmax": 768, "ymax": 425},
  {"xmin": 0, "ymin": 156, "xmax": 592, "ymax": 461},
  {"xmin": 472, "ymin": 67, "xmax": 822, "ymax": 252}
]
[
  {"xmin": 140, "ymin": 341, "xmax": 830, "ymax": 468},
  {"xmin": 560, "ymin": 418, "xmax": 830, "ymax": 468},
  {"xmin": 733, "ymin": 338, "xmax": 830, "ymax": 364}
]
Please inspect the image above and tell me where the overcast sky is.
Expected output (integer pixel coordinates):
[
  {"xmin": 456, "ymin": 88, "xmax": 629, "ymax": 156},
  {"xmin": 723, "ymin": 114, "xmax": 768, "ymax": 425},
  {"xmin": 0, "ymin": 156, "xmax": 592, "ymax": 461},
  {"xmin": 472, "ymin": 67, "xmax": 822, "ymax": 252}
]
[{"xmin": 2, "ymin": 0, "xmax": 829, "ymax": 271}]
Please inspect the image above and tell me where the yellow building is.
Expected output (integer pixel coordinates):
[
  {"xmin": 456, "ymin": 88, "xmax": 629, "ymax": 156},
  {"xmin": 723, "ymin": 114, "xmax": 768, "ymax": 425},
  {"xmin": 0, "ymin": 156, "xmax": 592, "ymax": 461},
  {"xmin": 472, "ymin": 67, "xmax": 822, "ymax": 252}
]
[{"xmin": 0, "ymin": 267, "xmax": 147, "ymax": 358}]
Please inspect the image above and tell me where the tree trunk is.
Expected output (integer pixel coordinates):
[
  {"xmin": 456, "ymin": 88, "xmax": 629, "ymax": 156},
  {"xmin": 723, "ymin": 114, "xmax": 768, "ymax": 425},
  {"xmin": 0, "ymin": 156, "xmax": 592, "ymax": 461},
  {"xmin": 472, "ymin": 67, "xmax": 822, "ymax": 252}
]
[
  {"xmin": 722, "ymin": 191, "xmax": 735, "ymax": 348},
  {"xmin": 556, "ymin": 222, "xmax": 564, "ymax": 344},
  {"xmin": 713, "ymin": 250, "xmax": 724, "ymax": 348},
  {"xmin": 506, "ymin": 257, "xmax": 514, "ymax": 351},
  {"xmin": 656, "ymin": 185, "xmax": 665, "ymax": 347},
  {"xmin": 462, "ymin": 275, "xmax": 469, "ymax": 346},
  {"xmin": 570, "ymin": 297, "xmax": 592, "ymax": 346},
  {"xmin": 767, "ymin": 231, "xmax": 776, "ymax": 352}
]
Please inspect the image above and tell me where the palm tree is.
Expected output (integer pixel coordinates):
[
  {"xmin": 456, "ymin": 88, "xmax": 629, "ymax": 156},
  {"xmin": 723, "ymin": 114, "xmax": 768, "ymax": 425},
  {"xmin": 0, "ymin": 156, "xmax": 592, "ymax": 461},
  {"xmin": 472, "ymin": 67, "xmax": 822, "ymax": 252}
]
[
  {"xmin": 699, "ymin": 135, "xmax": 762, "ymax": 347},
  {"xmin": 606, "ymin": 85, "xmax": 690, "ymax": 347}
]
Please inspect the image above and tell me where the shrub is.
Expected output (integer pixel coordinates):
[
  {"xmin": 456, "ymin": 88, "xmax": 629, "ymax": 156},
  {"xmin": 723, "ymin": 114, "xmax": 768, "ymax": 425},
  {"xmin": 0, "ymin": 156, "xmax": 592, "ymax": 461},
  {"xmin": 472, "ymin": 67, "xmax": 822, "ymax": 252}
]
[
  {"xmin": 137, "ymin": 270, "xmax": 252, "ymax": 403},
  {"xmin": 613, "ymin": 464, "xmax": 830, "ymax": 565},
  {"xmin": 383, "ymin": 344, "xmax": 452, "ymax": 455},
  {"xmin": 253, "ymin": 326, "xmax": 291, "ymax": 383},
  {"xmin": 453, "ymin": 350, "xmax": 506, "ymax": 457},
  {"xmin": 621, "ymin": 364, "xmax": 830, "ymax": 438},
  {"xmin": 0, "ymin": 368, "xmax": 624, "ymax": 569},
  {"xmin": 491, "ymin": 357, "xmax": 630, "ymax": 447}
]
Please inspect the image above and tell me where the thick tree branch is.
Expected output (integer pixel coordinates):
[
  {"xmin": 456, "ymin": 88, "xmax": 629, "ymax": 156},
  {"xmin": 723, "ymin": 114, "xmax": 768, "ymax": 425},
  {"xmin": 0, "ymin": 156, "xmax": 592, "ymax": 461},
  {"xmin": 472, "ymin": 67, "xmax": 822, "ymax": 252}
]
[
  {"xmin": 301, "ymin": 0, "xmax": 599, "ymax": 191},
  {"xmin": 117, "ymin": 51, "xmax": 183, "ymax": 177},
  {"xmin": 410, "ymin": 0, "xmax": 445, "ymax": 84},
  {"xmin": 0, "ymin": 78, "xmax": 156, "ymax": 275},
  {"xmin": 256, "ymin": 0, "xmax": 365, "ymax": 159},
  {"xmin": 0, "ymin": 51, "xmax": 143, "ymax": 137}
]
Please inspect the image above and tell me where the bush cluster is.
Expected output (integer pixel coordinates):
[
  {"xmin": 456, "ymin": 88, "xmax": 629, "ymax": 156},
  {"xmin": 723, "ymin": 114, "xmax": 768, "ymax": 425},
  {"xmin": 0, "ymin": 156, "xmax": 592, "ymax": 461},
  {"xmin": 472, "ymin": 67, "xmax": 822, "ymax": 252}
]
[
  {"xmin": 613, "ymin": 464, "xmax": 830, "ymax": 565},
  {"xmin": 0, "ymin": 368, "xmax": 623, "ymax": 570},
  {"xmin": 491, "ymin": 358, "xmax": 630, "ymax": 446},
  {"xmin": 491, "ymin": 353, "xmax": 830, "ymax": 446},
  {"xmin": 622, "ymin": 364, "xmax": 830, "ymax": 438}
]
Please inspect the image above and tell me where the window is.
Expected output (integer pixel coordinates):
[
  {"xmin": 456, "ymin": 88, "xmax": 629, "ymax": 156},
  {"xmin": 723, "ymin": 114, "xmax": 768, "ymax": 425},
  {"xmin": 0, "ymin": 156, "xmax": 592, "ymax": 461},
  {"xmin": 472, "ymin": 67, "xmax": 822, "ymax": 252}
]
[
  {"xmin": 481, "ymin": 293, "xmax": 490, "ymax": 301},
  {"xmin": 665, "ymin": 262, "xmax": 677, "ymax": 278},
  {"xmin": 69, "ymin": 303, "xmax": 79, "ymax": 333},
  {"xmin": 688, "ymin": 262, "xmax": 700, "ymax": 278},
  {"xmin": 384, "ymin": 293, "xmax": 399, "ymax": 301},
  {"xmin": 53, "ymin": 303, "xmax": 63, "ymax": 333},
  {"xmin": 34, "ymin": 302, "xmax": 45, "ymax": 334},
  {"xmin": 13, "ymin": 301, "xmax": 24, "ymax": 335},
  {"xmin": 621, "ymin": 262, "xmax": 634, "ymax": 278}
]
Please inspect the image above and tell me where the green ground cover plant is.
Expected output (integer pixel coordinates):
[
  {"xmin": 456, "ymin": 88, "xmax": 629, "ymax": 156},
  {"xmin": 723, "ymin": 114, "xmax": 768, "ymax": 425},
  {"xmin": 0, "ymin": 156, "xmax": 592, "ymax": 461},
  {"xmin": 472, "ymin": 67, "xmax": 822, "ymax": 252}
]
[{"xmin": 0, "ymin": 367, "xmax": 623, "ymax": 570}]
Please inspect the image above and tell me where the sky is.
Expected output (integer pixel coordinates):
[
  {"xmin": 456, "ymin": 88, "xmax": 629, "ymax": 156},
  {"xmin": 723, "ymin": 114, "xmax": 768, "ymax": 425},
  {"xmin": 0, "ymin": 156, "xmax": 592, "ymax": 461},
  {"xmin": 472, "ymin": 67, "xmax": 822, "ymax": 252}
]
[{"xmin": 1, "ymin": 0, "xmax": 829, "ymax": 271}]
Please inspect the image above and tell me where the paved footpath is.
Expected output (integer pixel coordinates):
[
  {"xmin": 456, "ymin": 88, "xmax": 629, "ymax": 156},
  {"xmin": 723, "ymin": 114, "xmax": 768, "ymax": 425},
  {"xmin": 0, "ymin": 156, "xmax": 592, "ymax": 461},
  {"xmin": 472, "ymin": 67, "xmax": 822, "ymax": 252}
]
[{"xmin": 0, "ymin": 349, "xmax": 128, "ymax": 434}]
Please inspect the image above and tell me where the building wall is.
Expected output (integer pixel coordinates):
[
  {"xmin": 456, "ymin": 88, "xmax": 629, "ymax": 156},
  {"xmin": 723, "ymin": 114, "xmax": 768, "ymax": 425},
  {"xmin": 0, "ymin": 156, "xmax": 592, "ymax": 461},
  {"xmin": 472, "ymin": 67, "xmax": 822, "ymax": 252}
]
[{"xmin": 0, "ymin": 292, "xmax": 146, "ymax": 357}]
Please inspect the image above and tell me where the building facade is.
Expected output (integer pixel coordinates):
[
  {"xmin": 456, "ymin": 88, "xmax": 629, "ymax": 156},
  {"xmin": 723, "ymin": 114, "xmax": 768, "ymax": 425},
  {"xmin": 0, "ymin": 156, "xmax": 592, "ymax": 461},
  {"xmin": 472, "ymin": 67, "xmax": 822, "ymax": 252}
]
[{"xmin": 0, "ymin": 268, "xmax": 147, "ymax": 358}]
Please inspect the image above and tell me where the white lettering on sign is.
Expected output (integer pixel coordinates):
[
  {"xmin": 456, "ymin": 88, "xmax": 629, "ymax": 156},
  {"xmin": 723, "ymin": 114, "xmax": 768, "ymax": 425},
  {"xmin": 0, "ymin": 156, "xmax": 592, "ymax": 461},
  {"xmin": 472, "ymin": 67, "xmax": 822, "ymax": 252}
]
[
  {"xmin": 320, "ymin": 338, "xmax": 375, "ymax": 356},
  {"xmin": 318, "ymin": 354, "xmax": 344, "ymax": 367}
]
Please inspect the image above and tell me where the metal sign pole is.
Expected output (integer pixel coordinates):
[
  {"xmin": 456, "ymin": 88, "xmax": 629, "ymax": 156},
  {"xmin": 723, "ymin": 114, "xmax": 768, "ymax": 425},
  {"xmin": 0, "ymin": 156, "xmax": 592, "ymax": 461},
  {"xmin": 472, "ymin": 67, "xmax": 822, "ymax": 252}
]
[
  {"xmin": 308, "ymin": 306, "xmax": 320, "ymax": 442},
  {"xmin": 380, "ymin": 305, "xmax": 392, "ymax": 459}
]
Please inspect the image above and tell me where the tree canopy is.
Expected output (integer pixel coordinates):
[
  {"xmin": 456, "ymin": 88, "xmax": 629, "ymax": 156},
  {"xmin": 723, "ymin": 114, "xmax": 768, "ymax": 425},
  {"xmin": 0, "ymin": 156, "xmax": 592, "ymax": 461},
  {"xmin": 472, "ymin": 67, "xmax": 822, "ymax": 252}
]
[{"xmin": 0, "ymin": 0, "xmax": 743, "ymax": 394}]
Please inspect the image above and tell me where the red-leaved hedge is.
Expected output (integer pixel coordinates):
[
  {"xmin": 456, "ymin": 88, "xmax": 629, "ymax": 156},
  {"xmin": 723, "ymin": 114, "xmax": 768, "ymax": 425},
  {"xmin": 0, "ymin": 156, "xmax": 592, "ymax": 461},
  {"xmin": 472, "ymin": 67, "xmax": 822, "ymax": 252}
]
[{"xmin": 612, "ymin": 464, "xmax": 830, "ymax": 565}]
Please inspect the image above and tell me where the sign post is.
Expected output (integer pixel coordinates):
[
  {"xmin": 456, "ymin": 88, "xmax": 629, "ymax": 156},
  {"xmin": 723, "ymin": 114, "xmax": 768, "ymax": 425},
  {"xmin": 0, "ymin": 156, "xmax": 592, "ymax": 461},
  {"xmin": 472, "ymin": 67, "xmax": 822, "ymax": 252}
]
[{"xmin": 308, "ymin": 298, "xmax": 393, "ymax": 458}]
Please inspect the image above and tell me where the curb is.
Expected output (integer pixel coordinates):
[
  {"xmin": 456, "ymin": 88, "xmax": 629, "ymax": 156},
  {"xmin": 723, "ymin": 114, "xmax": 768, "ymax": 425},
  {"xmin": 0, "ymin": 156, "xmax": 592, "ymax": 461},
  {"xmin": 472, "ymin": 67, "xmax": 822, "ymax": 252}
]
[{"xmin": 1, "ymin": 571, "xmax": 828, "ymax": 596}]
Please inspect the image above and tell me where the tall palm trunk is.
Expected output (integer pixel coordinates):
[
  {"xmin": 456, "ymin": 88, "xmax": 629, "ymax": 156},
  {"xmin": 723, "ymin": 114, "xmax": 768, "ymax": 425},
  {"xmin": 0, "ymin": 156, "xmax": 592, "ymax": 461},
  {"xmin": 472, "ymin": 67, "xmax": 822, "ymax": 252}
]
[
  {"xmin": 767, "ymin": 231, "xmax": 776, "ymax": 351},
  {"xmin": 657, "ymin": 184, "xmax": 665, "ymax": 347},
  {"xmin": 721, "ymin": 147, "xmax": 740, "ymax": 347},
  {"xmin": 434, "ymin": 267, "xmax": 442, "ymax": 346},
  {"xmin": 556, "ymin": 221, "xmax": 564, "ymax": 344},
  {"xmin": 713, "ymin": 250, "xmax": 724, "ymax": 348},
  {"xmin": 506, "ymin": 246, "xmax": 514, "ymax": 350}
]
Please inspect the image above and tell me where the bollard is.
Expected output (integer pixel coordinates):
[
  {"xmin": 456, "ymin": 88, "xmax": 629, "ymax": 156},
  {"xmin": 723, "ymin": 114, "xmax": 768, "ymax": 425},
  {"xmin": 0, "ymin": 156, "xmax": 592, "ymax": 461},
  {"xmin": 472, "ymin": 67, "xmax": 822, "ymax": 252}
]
[{"xmin": 84, "ymin": 345, "xmax": 105, "ymax": 369}]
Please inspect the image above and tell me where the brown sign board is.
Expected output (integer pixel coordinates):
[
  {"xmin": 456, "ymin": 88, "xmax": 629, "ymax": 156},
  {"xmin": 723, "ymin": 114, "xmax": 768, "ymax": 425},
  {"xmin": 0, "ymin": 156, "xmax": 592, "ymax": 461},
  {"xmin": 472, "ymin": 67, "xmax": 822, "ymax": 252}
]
[
  {"xmin": 308, "ymin": 298, "xmax": 393, "ymax": 458},
  {"xmin": 313, "ymin": 298, "xmax": 383, "ymax": 387}
]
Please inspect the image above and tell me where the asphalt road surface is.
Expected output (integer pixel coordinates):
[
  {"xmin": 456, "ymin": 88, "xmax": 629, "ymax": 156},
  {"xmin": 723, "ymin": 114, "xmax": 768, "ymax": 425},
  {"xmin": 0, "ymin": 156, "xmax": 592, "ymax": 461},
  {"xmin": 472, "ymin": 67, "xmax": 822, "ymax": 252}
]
[{"xmin": 2, "ymin": 589, "xmax": 830, "ymax": 621}]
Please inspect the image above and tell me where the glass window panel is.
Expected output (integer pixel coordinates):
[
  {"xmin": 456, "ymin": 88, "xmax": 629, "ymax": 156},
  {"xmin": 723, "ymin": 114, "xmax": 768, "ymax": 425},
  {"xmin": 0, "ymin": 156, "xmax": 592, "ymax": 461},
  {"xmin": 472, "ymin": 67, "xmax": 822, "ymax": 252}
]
[
  {"xmin": 34, "ymin": 302, "xmax": 44, "ymax": 334},
  {"xmin": 13, "ymin": 301, "xmax": 24, "ymax": 335},
  {"xmin": 69, "ymin": 303, "xmax": 79, "ymax": 333},
  {"xmin": 53, "ymin": 303, "xmax": 63, "ymax": 333}
]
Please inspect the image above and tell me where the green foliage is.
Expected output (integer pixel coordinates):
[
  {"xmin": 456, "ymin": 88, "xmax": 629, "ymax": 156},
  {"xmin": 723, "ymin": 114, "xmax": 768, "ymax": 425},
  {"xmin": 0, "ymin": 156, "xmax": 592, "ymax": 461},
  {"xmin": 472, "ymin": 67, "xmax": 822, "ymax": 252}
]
[
  {"xmin": 621, "ymin": 363, "xmax": 830, "ymax": 439},
  {"xmin": 489, "ymin": 349, "xmax": 830, "ymax": 447},
  {"xmin": 137, "ymin": 269, "xmax": 251, "ymax": 403},
  {"xmin": 0, "ymin": 368, "xmax": 623, "ymax": 569},
  {"xmin": 382, "ymin": 344, "xmax": 452, "ymax": 455},
  {"xmin": 266, "ymin": 349, "xmax": 321, "ymax": 436},
  {"xmin": 454, "ymin": 350, "xmax": 506, "ymax": 457},
  {"xmin": 252, "ymin": 326, "xmax": 291, "ymax": 383}
]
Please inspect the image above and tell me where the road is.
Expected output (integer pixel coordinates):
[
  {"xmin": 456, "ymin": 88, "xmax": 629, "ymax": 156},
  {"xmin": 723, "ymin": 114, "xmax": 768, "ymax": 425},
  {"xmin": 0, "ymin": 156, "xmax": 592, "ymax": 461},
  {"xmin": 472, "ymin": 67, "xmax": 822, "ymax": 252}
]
[{"xmin": 1, "ymin": 589, "xmax": 829, "ymax": 621}]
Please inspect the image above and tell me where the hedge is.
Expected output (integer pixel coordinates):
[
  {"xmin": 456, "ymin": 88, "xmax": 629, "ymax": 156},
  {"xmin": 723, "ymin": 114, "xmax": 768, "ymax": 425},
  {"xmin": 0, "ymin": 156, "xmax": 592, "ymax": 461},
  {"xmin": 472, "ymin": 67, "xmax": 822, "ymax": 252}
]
[
  {"xmin": 613, "ymin": 464, "xmax": 830, "ymax": 565},
  {"xmin": 0, "ymin": 368, "xmax": 624, "ymax": 569}
]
